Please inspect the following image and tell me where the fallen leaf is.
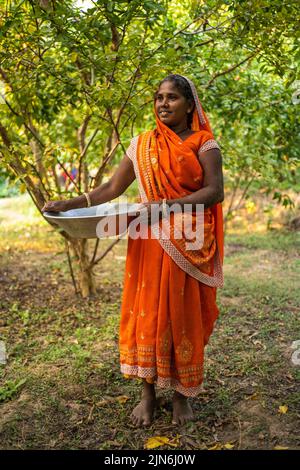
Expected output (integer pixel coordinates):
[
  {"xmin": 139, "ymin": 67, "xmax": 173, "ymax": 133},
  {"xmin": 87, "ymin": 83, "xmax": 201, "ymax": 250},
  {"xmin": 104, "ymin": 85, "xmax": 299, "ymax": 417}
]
[
  {"xmin": 245, "ymin": 392, "xmax": 259, "ymax": 401},
  {"xmin": 145, "ymin": 436, "xmax": 170, "ymax": 449},
  {"xmin": 116, "ymin": 395, "xmax": 130, "ymax": 404},
  {"xmin": 278, "ymin": 405, "xmax": 288, "ymax": 414},
  {"xmin": 96, "ymin": 395, "xmax": 129, "ymax": 406},
  {"xmin": 274, "ymin": 445, "xmax": 289, "ymax": 450},
  {"xmin": 208, "ymin": 442, "xmax": 235, "ymax": 450},
  {"xmin": 224, "ymin": 443, "xmax": 235, "ymax": 449},
  {"xmin": 208, "ymin": 442, "xmax": 223, "ymax": 450}
]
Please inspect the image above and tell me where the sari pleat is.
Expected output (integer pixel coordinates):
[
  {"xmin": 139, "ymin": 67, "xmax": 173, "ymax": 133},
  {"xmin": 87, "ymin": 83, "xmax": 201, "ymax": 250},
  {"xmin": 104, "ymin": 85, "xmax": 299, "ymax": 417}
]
[{"xmin": 119, "ymin": 208, "xmax": 220, "ymax": 397}]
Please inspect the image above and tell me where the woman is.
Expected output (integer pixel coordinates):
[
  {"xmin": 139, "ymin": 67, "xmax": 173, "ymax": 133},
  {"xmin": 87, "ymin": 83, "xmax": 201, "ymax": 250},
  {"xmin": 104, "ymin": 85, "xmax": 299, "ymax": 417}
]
[{"xmin": 42, "ymin": 74, "xmax": 224, "ymax": 427}]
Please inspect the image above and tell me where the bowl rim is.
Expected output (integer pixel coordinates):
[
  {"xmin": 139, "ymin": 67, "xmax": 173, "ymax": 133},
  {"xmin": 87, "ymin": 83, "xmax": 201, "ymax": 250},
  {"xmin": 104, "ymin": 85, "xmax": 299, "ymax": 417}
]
[{"xmin": 43, "ymin": 202, "xmax": 143, "ymax": 220}]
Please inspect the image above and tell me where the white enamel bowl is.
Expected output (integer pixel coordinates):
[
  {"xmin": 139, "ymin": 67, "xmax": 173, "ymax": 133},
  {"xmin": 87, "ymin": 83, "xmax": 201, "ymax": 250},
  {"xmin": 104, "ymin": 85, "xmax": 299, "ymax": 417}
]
[{"xmin": 43, "ymin": 202, "xmax": 144, "ymax": 239}]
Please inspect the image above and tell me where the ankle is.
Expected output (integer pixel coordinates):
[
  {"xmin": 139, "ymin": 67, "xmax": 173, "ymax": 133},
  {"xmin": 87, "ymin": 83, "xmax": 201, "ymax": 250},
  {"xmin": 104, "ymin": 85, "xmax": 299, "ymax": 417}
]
[
  {"xmin": 173, "ymin": 391, "xmax": 187, "ymax": 401},
  {"xmin": 142, "ymin": 380, "xmax": 156, "ymax": 399}
]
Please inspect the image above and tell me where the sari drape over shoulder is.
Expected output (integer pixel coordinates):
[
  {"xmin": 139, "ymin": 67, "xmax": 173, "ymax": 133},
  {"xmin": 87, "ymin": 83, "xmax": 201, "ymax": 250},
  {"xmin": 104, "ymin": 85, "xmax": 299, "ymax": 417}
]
[{"xmin": 119, "ymin": 75, "xmax": 224, "ymax": 397}]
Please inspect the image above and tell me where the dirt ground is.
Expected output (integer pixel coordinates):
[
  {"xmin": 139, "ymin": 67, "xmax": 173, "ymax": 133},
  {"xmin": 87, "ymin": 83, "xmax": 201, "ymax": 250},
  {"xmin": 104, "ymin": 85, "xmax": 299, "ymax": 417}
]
[{"xmin": 0, "ymin": 196, "xmax": 299, "ymax": 450}]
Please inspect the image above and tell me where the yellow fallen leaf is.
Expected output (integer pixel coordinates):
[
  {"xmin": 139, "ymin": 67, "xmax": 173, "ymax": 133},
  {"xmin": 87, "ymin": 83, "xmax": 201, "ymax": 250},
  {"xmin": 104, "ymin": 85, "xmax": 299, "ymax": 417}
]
[
  {"xmin": 274, "ymin": 445, "xmax": 289, "ymax": 450},
  {"xmin": 145, "ymin": 436, "xmax": 170, "ymax": 449},
  {"xmin": 244, "ymin": 392, "xmax": 259, "ymax": 401},
  {"xmin": 208, "ymin": 442, "xmax": 235, "ymax": 450},
  {"xmin": 116, "ymin": 395, "xmax": 130, "ymax": 404},
  {"xmin": 278, "ymin": 405, "xmax": 288, "ymax": 414},
  {"xmin": 224, "ymin": 443, "xmax": 235, "ymax": 449},
  {"xmin": 208, "ymin": 443, "xmax": 223, "ymax": 450},
  {"xmin": 96, "ymin": 395, "xmax": 130, "ymax": 406}
]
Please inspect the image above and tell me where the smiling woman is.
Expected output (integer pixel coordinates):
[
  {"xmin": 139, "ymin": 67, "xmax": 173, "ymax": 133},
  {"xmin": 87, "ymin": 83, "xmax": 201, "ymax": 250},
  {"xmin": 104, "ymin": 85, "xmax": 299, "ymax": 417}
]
[
  {"xmin": 42, "ymin": 73, "xmax": 224, "ymax": 428},
  {"xmin": 119, "ymin": 74, "xmax": 224, "ymax": 427}
]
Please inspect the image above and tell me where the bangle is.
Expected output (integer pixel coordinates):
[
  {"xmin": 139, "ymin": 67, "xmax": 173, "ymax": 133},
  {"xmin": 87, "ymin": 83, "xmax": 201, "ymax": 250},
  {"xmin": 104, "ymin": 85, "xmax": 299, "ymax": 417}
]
[{"xmin": 83, "ymin": 192, "xmax": 91, "ymax": 208}]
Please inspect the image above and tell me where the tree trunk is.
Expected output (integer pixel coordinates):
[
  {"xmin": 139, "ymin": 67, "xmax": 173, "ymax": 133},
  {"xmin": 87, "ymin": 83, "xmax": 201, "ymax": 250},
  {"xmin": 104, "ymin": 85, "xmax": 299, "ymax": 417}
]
[{"xmin": 70, "ymin": 238, "xmax": 97, "ymax": 298}]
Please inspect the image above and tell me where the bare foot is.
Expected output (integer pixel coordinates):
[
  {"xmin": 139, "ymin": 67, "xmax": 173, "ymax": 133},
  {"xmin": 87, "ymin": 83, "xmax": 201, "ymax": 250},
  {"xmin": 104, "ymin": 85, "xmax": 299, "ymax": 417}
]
[
  {"xmin": 131, "ymin": 381, "xmax": 156, "ymax": 427},
  {"xmin": 131, "ymin": 397, "xmax": 156, "ymax": 427},
  {"xmin": 172, "ymin": 391, "xmax": 194, "ymax": 425}
]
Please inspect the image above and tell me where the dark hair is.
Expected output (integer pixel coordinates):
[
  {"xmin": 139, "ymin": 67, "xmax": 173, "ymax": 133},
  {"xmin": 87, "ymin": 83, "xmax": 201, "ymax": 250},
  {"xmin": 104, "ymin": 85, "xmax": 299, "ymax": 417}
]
[{"xmin": 155, "ymin": 74, "xmax": 195, "ymax": 128}]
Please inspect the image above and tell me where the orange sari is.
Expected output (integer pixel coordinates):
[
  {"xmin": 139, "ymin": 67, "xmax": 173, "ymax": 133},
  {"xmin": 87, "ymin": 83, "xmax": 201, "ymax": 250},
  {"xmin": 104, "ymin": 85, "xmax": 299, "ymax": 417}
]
[{"xmin": 119, "ymin": 76, "xmax": 224, "ymax": 397}]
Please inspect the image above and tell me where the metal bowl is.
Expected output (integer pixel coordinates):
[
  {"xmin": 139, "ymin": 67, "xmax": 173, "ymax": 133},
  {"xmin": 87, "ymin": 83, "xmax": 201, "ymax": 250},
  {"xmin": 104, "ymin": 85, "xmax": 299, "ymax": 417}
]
[{"xmin": 43, "ymin": 202, "xmax": 143, "ymax": 239}]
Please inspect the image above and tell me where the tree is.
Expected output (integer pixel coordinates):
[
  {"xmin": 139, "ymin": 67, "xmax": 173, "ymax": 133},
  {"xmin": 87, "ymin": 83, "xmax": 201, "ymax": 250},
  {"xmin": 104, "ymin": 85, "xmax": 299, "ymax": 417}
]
[{"xmin": 0, "ymin": 0, "xmax": 299, "ymax": 296}]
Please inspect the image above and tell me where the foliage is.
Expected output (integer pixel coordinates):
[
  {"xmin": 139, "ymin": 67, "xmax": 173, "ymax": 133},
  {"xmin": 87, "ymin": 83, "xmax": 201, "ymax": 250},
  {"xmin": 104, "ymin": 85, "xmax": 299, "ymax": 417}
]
[{"xmin": 0, "ymin": 1, "xmax": 299, "ymax": 195}]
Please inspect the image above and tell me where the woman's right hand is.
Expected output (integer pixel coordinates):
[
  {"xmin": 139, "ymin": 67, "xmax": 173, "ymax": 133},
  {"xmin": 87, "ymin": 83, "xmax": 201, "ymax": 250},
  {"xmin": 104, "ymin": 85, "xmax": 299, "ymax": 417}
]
[{"xmin": 42, "ymin": 200, "xmax": 69, "ymax": 213}]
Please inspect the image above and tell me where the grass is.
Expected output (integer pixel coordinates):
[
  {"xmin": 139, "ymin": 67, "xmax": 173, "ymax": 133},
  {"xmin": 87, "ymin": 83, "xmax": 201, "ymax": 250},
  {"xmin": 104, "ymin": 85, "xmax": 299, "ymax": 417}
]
[{"xmin": 0, "ymin": 194, "xmax": 299, "ymax": 450}]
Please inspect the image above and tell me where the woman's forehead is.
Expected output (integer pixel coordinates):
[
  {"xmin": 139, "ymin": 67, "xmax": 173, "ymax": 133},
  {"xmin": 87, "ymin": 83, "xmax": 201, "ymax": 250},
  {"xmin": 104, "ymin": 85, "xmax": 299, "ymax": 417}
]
[{"xmin": 157, "ymin": 81, "xmax": 181, "ymax": 95}]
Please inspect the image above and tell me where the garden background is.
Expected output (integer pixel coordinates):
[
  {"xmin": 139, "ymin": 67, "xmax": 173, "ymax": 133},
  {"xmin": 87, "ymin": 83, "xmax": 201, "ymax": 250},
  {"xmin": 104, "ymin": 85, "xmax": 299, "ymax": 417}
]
[{"xmin": 0, "ymin": 0, "xmax": 299, "ymax": 450}]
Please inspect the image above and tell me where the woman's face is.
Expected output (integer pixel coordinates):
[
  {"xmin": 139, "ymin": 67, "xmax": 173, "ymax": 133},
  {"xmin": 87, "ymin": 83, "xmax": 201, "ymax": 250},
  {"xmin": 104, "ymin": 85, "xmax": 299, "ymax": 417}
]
[{"xmin": 154, "ymin": 81, "xmax": 193, "ymax": 128}]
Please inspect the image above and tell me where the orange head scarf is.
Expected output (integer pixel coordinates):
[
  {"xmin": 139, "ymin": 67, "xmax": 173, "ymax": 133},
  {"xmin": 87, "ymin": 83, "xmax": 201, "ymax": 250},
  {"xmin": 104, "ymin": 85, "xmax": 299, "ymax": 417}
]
[{"xmin": 154, "ymin": 75, "xmax": 213, "ymax": 134}]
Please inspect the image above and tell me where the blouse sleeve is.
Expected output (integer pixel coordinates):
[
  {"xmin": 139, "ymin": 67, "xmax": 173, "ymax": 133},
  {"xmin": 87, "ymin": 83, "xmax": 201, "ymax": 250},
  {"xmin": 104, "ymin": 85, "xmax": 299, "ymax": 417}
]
[
  {"xmin": 198, "ymin": 132, "xmax": 220, "ymax": 156},
  {"xmin": 125, "ymin": 136, "xmax": 138, "ymax": 161}
]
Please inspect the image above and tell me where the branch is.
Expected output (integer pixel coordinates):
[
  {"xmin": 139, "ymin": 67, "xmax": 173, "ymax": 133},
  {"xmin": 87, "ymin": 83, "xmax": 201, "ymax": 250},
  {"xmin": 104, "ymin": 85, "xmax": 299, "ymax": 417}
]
[
  {"xmin": 205, "ymin": 52, "xmax": 258, "ymax": 88},
  {"xmin": 0, "ymin": 122, "xmax": 46, "ymax": 207},
  {"xmin": 91, "ymin": 238, "xmax": 100, "ymax": 265},
  {"xmin": 77, "ymin": 115, "xmax": 91, "ymax": 192},
  {"xmin": 145, "ymin": 9, "xmax": 222, "ymax": 61},
  {"xmin": 115, "ymin": 28, "xmax": 148, "ymax": 130},
  {"xmin": 51, "ymin": 162, "xmax": 62, "ymax": 195},
  {"xmin": 65, "ymin": 239, "xmax": 79, "ymax": 295},
  {"xmin": 81, "ymin": 126, "xmax": 99, "ymax": 161},
  {"xmin": 75, "ymin": 57, "xmax": 91, "ymax": 86},
  {"xmin": 232, "ymin": 174, "xmax": 255, "ymax": 213},
  {"xmin": 194, "ymin": 39, "xmax": 215, "ymax": 48},
  {"xmin": 107, "ymin": 26, "xmax": 127, "ymax": 85},
  {"xmin": 106, "ymin": 108, "xmax": 126, "ymax": 155},
  {"xmin": 92, "ymin": 138, "xmax": 120, "ymax": 189},
  {"xmin": 78, "ymin": 115, "xmax": 92, "ymax": 153},
  {"xmin": 0, "ymin": 124, "xmax": 77, "ymax": 242},
  {"xmin": 180, "ymin": 21, "xmax": 229, "ymax": 35},
  {"xmin": 90, "ymin": 237, "xmax": 121, "ymax": 268},
  {"xmin": 27, "ymin": 118, "xmax": 50, "ymax": 187},
  {"xmin": 224, "ymin": 173, "xmax": 241, "ymax": 223},
  {"xmin": 56, "ymin": 158, "xmax": 80, "ymax": 194},
  {"xmin": 2, "ymin": 96, "xmax": 46, "ymax": 148},
  {"xmin": 0, "ymin": 67, "xmax": 46, "ymax": 148},
  {"xmin": 120, "ymin": 98, "xmax": 153, "ymax": 136}
]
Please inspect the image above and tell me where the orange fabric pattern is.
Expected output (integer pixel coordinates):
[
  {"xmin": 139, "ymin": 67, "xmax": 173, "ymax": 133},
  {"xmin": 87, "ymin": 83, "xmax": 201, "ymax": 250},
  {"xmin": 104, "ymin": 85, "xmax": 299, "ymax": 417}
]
[
  {"xmin": 119, "ymin": 76, "xmax": 224, "ymax": 396},
  {"xmin": 136, "ymin": 129, "xmax": 221, "ymax": 280}
]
